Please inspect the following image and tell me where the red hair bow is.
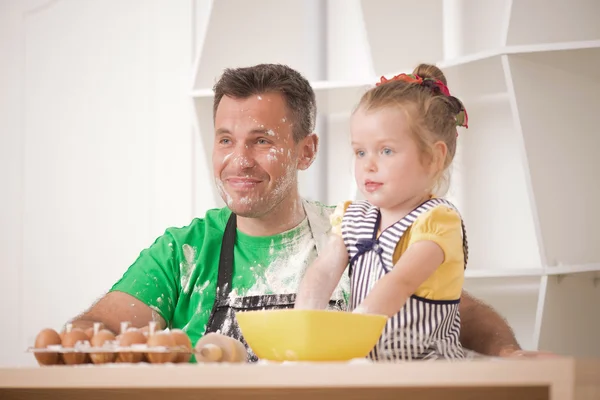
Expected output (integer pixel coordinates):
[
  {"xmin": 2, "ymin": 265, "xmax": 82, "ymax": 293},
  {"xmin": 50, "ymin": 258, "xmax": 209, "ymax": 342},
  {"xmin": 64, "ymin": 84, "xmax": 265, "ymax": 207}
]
[
  {"xmin": 377, "ymin": 73, "xmax": 451, "ymax": 96},
  {"xmin": 376, "ymin": 73, "xmax": 467, "ymax": 128}
]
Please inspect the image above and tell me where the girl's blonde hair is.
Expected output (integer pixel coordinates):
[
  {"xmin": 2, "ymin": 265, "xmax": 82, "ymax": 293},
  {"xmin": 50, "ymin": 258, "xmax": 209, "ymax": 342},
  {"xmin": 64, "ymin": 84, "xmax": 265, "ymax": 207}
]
[{"xmin": 355, "ymin": 63, "xmax": 467, "ymax": 196}]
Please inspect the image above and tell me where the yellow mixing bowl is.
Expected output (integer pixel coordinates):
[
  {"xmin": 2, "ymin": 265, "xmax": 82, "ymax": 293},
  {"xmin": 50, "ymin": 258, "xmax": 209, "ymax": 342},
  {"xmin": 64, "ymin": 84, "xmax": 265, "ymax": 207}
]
[{"xmin": 235, "ymin": 309, "xmax": 387, "ymax": 362}]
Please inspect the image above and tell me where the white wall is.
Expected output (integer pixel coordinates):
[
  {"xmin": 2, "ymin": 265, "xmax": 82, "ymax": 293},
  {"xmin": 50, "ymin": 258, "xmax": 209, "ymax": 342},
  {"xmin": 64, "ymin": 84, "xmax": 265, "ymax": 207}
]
[
  {"xmin": 0, "ymin": 0, "xmax": 200, "ymax": 366},
  {"xmin": 0, "ymin": 0, "xmax": 24, "ymax": 369}
]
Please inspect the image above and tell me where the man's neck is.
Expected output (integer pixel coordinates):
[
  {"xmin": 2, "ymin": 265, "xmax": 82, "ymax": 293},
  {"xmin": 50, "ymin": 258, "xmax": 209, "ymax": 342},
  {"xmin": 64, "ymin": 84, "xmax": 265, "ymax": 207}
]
[{"xmin": 236, "ymin": 193, "xmax": 306, "ymax": 237}]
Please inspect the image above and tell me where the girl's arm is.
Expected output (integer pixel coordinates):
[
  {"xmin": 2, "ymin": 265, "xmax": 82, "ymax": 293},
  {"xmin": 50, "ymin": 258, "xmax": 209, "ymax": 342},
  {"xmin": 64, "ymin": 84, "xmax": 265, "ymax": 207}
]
[
  {"xmin": 353, "ymin": 240, "xmax": 444, "ymax": 316},
  {"xmin": 295, "ymin": 234, "xmax": 349, "ymax": 310}
]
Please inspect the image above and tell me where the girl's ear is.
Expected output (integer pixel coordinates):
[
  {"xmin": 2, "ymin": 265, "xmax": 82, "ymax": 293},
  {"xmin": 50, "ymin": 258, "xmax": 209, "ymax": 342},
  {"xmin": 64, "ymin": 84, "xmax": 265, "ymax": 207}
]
[
  {"xmin": 297, "ymin": 133, "xmax": 319, "ymax": 170},
  {"xmin": 431, "ymin": 140, "xmax": 448, "ymax": 175}
]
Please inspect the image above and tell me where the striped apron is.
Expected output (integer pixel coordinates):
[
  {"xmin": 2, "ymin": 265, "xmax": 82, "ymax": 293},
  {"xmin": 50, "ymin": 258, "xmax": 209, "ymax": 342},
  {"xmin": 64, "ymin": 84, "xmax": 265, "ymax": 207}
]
[{"xmin": 341, "ymin": 198, "xmax": 468, "ymax": 361}]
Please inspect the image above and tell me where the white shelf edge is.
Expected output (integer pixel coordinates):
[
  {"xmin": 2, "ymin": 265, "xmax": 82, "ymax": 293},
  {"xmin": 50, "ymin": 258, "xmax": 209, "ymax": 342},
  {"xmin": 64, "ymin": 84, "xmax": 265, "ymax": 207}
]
[
  {"xmin": 504, "ymin": 39, "xmax": 600, "ymax": 56},
  {"xmin": 192, "ymin": 89, "xmax": 509, "ymax": 107},
  {"xmin": 191, "ymin": 79, "xmax": 374, "ymax": 99},
  {"xmin": 544, "ymin": 263, "xmax": 600, "ymax": 276},
  {"xmin": 465, "ymin": 268, "xmax": 543, "ymax": 279},
  {"xmin": 436, "ymin": 39, "xmax": 600, "ymax": 70},
  {"xmin": 191, "ymin": 88, "xmax": 215, "ymax": 98},
  {"xmin": 464, "ymin": 263, "xmax": 600, "ymax": 279},
  {"xmin": 193, "ymin": 85, "xmax": 508, "ymax": 103},
  {"xmin": 312, "ymin": 80, "xmax": 372, "ymax": 90}
]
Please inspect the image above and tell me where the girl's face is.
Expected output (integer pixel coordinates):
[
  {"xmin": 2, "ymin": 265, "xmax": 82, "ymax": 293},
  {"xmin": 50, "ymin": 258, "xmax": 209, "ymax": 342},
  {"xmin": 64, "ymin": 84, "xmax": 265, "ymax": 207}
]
[{"xmin": 351, "ymin": 106, "xmax": 436, "ymax": 212}]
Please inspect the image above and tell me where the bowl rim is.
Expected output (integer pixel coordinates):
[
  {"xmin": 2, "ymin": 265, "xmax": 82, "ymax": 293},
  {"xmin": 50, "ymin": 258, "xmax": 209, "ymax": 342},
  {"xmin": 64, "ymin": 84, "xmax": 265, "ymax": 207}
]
[{"xmin": 235, "ymin": 309, "xmax": 389, "ymax": 320}]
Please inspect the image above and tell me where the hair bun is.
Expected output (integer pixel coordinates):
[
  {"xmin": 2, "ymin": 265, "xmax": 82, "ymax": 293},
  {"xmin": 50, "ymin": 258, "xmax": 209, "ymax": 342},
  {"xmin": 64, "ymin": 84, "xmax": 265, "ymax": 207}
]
[
  {"xmin": 447, "ymin": 96, "xmax": 464, "ymax": 115},
  {"xmin": 412, "ymin": 63, "xmax": 447, "ymax": 86}
]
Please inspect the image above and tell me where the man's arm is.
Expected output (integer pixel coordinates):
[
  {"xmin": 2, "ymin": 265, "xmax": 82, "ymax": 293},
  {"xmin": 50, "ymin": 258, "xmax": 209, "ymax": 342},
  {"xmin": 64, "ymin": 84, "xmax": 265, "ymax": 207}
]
[
  {"xmin": 67, "ymin": 229, "xmax": 180, "ymax": 334},
  {"xmin": 69, "ymin": 291, "xmax": 167, "ymax": 335},
  {"xmin": 459, "ymin": 290, "xmax": 520, "ymax": 356}
]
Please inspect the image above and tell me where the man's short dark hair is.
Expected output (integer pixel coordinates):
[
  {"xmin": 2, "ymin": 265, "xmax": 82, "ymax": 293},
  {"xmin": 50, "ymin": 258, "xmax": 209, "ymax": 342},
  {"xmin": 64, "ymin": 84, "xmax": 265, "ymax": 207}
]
[{"xmin": 213, "ymin": 64, "xmax": 316, "ymax": 142}]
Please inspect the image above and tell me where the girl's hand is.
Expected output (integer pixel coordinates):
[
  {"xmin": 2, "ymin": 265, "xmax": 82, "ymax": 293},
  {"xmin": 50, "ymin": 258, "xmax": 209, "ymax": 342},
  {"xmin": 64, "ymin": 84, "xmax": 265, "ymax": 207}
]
[{"xmin": 295, "ymin": 234, "xmax": 349, "ymax": 310}]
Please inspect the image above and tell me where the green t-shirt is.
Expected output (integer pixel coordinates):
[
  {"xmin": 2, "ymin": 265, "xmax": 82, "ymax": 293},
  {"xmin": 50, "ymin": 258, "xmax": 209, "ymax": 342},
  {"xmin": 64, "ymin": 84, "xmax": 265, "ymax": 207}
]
[{"xmin": 110, "ymin": 200, "xmax": 349, "ymax": 354}]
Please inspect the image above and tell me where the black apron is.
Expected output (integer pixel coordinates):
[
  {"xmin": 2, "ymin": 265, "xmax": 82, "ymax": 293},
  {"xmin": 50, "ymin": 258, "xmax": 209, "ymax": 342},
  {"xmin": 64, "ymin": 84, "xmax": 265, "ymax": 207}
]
[{"xmin": 205, "ymin": 212, "xmax": 346, "ymax": 362}]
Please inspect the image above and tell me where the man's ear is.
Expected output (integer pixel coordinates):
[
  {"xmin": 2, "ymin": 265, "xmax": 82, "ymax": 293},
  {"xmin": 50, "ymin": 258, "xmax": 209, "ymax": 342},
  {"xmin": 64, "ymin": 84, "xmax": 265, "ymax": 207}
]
[{"xmin": 297, "ymin": 133, "xmax": 319, "ymax": 170}]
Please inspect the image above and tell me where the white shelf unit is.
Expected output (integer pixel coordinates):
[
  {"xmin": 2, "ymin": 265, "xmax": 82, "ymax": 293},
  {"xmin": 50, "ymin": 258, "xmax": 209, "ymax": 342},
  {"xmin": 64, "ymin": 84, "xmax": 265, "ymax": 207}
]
[
  {"xmin": 190, "ymin": 0, "xmax": 600, "ymax": 356},
  {"xmin": 505, "ymin": 45, "xmax": 600, "ymax": 268},
  {"xmin": 537, "ymin": 272, "xmax": 600, "ymax": 358}
]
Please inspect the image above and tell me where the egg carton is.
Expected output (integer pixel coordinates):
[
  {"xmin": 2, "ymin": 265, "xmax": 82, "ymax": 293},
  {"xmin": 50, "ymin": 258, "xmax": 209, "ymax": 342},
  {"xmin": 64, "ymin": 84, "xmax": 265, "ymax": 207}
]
[
  {"xmin": 31, "ymin": 321, "xmax": 248, "ymax": 365},
  {"xmin": 27, "ymin": 343, "xmax": 194, "ymax": 354}
]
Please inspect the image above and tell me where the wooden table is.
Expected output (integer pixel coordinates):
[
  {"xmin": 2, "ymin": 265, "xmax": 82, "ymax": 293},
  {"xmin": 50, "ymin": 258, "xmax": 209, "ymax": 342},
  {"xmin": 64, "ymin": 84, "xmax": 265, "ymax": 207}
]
[{"xmin": 0, "ymin": 358, "xmax": 598, "ymax": 400}]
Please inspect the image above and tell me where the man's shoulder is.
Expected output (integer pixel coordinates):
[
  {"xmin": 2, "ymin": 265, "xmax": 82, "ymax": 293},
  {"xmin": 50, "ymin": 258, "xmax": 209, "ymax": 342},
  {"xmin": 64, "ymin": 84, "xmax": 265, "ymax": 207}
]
[{"xmin": 162, "ymin": 206, "xmax": 230, "ymax": 241}]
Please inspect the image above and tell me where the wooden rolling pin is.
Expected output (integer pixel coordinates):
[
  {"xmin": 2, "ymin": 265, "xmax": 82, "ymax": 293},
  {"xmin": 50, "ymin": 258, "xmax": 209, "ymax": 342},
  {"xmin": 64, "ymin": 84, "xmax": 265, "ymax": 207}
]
[{"xmin": 194, "ymin": 333, "xmax": 247, "ymax": 363}]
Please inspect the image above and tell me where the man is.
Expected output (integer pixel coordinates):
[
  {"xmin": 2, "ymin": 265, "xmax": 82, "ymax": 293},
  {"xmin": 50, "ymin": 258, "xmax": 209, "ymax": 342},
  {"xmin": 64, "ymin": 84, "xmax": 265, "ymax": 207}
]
[{"xmin": 70, "ymin": 63, "xmax": 533, "ymax": 360}]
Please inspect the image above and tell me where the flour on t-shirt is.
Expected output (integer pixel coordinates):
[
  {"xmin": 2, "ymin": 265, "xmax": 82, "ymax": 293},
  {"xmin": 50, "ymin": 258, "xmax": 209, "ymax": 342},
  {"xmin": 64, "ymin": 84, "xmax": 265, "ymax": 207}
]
[
  {"xmin": 244, "ymin": 217, "xmax": 316, "ymax": 296},
  {"xmin": 230, "ymin": 201, "xmax": 349, "ymax": 301}
]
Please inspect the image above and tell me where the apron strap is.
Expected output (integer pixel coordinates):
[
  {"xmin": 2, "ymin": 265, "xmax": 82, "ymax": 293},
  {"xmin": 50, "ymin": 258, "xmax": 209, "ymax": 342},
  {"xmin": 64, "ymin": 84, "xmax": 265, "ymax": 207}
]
[
  {"xmin": 302, "ymin": 199, "xmax": 326, "ymax": 256},
  {"xmin": 205, "ymin": 212, "xmax": 236, "ymax": 333}
]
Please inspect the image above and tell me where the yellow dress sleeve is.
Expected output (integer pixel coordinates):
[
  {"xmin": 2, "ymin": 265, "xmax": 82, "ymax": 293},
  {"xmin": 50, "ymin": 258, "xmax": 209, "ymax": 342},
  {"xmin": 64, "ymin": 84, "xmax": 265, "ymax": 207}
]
[
  {"xmin": 409, "ymin": 206, "xmax": 464, "ymax": 260},
  {"xmin": 330, "ymin": 201, "xmax": 352, "ymax": 237},
  {"xmin": 393, "ymin": 205, "xmax": 465, "ymax": 300}
]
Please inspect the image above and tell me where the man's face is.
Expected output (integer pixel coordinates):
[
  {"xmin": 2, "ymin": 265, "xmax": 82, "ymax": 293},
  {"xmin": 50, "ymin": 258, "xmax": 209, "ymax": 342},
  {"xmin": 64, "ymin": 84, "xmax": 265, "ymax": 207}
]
[{"xmin": 212, "ymin": 93, "xmax": 314, "ymax": 218}]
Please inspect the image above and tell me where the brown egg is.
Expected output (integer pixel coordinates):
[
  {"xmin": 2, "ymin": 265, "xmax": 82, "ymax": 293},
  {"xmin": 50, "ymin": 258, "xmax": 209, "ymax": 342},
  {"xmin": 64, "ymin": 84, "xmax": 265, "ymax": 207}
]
[
  {"xmin": 61, "ymin": 329, "xmax": 90, "ymax": 365},
  {"xmin": 138, "ymin": 325, "xmax": 150, "ymax": 337},
  {"xmin": 170, "ymin": 329, "xmax": 192, "ymax": 363},
  {"xmin": 146, "ymin": 331, "xmax": 176, "ymax": 364},
  {"xmin": 33, "ymin": 328, "xmax": 62, "ymax": 366},
  {"xmin": 84, "ymin": 323, "xmax": 105, "ymax": 340},
  {"xmin": 84, "ymin": 327, "xmax": 94, "ymax": 339},
  {"xmin": 90, "ymin": 329, "xmax": 117, "ymax": 364},
  {"xmin": 116, "ymin": 330, "xmax": 146, "ymax": 363},
  {"xmin": 137, "ymin": 326, "xmax": 150, "ymax": 362}
]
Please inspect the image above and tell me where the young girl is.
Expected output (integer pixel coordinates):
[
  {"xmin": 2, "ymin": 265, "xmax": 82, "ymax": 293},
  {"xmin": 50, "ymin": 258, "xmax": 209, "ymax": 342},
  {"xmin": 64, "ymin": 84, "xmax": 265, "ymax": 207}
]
[{"xmin": 295, "ymin": 63, "xmax": 469, "ymax": 361}]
